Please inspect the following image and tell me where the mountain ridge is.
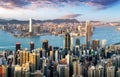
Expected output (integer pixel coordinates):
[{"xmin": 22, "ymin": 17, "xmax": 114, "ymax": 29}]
[{"xmin": 0, "ymin": 19, "xmax": 80, "ymax": 24}]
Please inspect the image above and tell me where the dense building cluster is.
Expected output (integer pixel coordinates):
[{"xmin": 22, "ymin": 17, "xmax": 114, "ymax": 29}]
[
  {"xmin": 0, "ymin": 21, "xmax": 120, "ymax": 77},
  {"xmin": 0, "ymin": 31, "xmax": 120, "ymax": 77},
  {"xmin": 0, "ymin": 19, "xmax": 94, "ymax": 37}
]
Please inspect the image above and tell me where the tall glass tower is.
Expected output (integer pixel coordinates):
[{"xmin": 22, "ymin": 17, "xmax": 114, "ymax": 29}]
[
  {"xmin": 86, "ymin": 21, "xmax": 91, "ymax": 49},
  {"xmin": 64, "ymin": 30, "xmax": 71, "ymax": 51},
  {"xmin": 29, "ymin": 18, "xmax": 32, "ymax": 33}
]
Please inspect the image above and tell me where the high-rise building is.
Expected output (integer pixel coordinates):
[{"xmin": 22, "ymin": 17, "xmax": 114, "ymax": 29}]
[
  {"xmin": 117, "ymin": 68, "xmax": 120, "ymax": 77},
  {"xmin": 86, "ymin": 21, "xmax": 91, "ymax": 49},
  {"xmin": 82, "ymin": 43, "xmax": 86, "ymax": 50},
  {"xmin": 22, "ymin": 63, "xmax": 30, "ymax": 77},
  {"xmin": 70, "ymin": 37, "xmax": 73, "ymax": 50},
  {"xmin": 64, "ymin": 30, "xmax": 71, "ymax": 51},
  {"xmin": 106, "ymin": 66, "xmax": 115, "ymax": 77},
  {"xmin": 50, "ymin": 51, "xmax": 53, "ymax": 60},
  {"xmin": 73, "ymin": 61, "xmax": 82, "ymax": 76},
  {"xmin": 31, "ymin": 70, "xmax": 43, "ymax": 77},
  {"xmin": 65, "ymin": 53, "xmax": 70, "ymax": 65},
  {"xmin": 16, "ymin": 42, "xmax": 21, "ymax": 51},
  {"xmin": 48, "ymin": 45, "xmax": 52, "ymax": 56},
  {"xmin": 0, "ymin": 65, "xmax": 6, "ymax": 77},
  {"xmin": 33, "ymin": 26, "xmax": 40, "ymax": 35},
  {"xmin": 14, "ymin": 65, "xmax": 22, "ymax": 77},
  {"xmin": 92, "ymin": 39, "xmax": 100, "ymax": 50},
  {"xmin": 88, "ymin": 66, "xmax": 95, "ymax": 77},
  {"xmin": 19, "ymin": 50, "xmax": 29, "ymax": 66},
  {"xmin": 42, "ymin": 40, "xmax": 48, "ymax": 51},
  {"xmin": 55, "ymin": 50, "xmax": 58, "ymax": 62},
  {"xmin": 57, "ymin": 64, "xmax": 69, "ymax": 77},
  {"xmin": 102, "ymin": 39, "xmax": 107, "ymax": 48},
  {"xmin": 29, "ymin": 18, "xmax": 32, "ymax": 33},
  {"xmin": 95, "ymin": 65, "xmax": 104, "ymax": 77},
  {"xmin": 29, "ymin": 52, "xmax": 37, "ymax": 72},
  {"xmin": 76, "ymin": 38, "xmax": 80, "ymax": 47},
  {"xmin": 30, "ymin": 42, "xmax": 34, "ymax": 51},
  {"xmin": 7, "ymin": 66, "xmax": 14, "ymax": 77}
]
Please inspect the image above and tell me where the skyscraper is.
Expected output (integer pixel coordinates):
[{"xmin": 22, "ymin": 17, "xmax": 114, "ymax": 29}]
[
  {"xmin": 14, "ymin": 65, "xmax": 22, "ymax": 77},
  {"xmin": 42, "ymin": 40, "xmax": 48, "ymax": 51},
  {"xmin": 64, "ymin": 30, "xmax": 71, "ymax": 51},
  {"xmin": 70, "ymin": 37, "xmax": 73, "ymax": 50},
  {"xmin": 92, "ymin": 39, "xmax": 100, "ymax": 50},
  {"xmin": 102, "ymin": 39, "xmax": 107, "ymax": 48},
  {"xmin": 95, "ymin": 65, "xmax": 104, "ymax": 77},
  {"xmin": 16, "ymin": 42, "xmax": 21, "ymax": 51},
  {"xmin": 29, "ymin": 18, "xmax": 32, "ymax": 33},
  {"xmin": 86, "ymin": 21, "xmax": 91, "ymax": 49},
  {"xmin": 117, "ymin": 68, "xmax": 120, "ymax": 77},
  {"xmin": 76, "ymin": 38, "xmax": 80, "ymax": 47},
  {"xmin": 19, "ymin": 50, "xmax": 29, "ymax": 66},
  {"xmin": 88, "ymin": 66, "xmax": 95, "ymax": 77},
  {"xmin": 30, "ymin": 42, "xmax": 34, "ymax": 51},
  {"xmin": 106, "ymin": 66, "xmax": 115, "ymax": 77}
]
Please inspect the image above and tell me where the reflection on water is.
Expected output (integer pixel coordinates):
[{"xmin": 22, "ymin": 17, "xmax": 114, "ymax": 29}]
[{"xmin": 0, "ymin": 26, "xmax": 120, "ymax": 51}]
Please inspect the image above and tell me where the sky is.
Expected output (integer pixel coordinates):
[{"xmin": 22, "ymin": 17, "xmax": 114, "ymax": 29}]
[{"xmin": 0, "ymin": 0, "xmax": 120, "ymax": 22}]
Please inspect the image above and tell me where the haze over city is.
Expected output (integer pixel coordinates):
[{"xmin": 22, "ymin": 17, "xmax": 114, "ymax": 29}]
[{"xmin": 0, "ymin": 0, "xmax": 120, "ymax": 21}]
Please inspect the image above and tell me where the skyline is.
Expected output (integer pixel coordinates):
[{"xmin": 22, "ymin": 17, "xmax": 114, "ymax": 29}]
[{"xmin": 0, "ymin": 0, "xmax": 120, "ymax": 22}]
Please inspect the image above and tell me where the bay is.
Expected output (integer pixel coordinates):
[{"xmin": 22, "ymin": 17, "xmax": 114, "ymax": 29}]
[{"xmin": 0, "ymin": 26, "xmax": 120, "ymax": 51}]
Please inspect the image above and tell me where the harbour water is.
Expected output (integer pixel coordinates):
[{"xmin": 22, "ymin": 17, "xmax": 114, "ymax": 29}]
[{"xmin": 0, "ymin": 26, "xmax": 120, "ymax": 51}]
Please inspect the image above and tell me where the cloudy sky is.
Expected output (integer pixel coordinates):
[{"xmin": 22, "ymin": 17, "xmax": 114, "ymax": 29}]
[{"xmin": 0, "ymin": 0, "xmax": 120, "ymax": 21}]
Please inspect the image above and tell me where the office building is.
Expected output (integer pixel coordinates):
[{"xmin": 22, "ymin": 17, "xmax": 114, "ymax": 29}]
[
  {"xmin": 16, "ymin": 42, "xmax": 21, "ymax": 51},
  {"xmin": 22, "ymin": 63, "xmax": 30, "ymax": 77},
  {"xmin": 95, "ymin": 65, "xmax": 104, "ymax": 77},
  {"xmin": 88, "ymin": 66, "xmax": 95, "ymax": 77},
  {"xmin": 42, "ymin": 40, "xmax": 48, "ymax": 51},
  {"xmin": 14, "ymin": 65, "xmax": 22, "ymax": 77},
  {"xmin": 102, "ymin": 39, "xmax": 107, "ymax": 48},
  {"xmin": 64, "ymin": 30, "xmax": 71, "ymax": 51},
  {"xmin": 86, "ymin": 21, "xmax": 91, "ymax": 49},
  {"xmin": 33, "ymin": 26, "xmax": 40, "ymax": 35},
  {"xmin": 71, "ymin": 37, "xmax": 73, "ymax": 50},
  {"xmin": 30, "ymin": 42, "xmax": 34, "ymax": 51},
  {"xmin": 82, "ymin": 43, "xmax": 86, "ymax": 49},
  {"xmin": 76, "ymin": 38, "xmax": 80, "ymax": 47},
  {"xmin": 7, "ymin": 66, "xmax": 14, "ymax": 77},
  {"xmin": 92, "ymin": 39, "xmax": 100, "ymax": 49},
  {"xmin": 29, "ymin": 52, "xmax": 37, "ymax": 72},
  {"xmin": 29, "ymin": 18, "xmax": 32, "ymax": 33},
  {"xmin": 57, "ymin": 64, "xmax": 69, "ymax": 77},
  {"xmin": 0, "ymin": 65, "xmax": 6, "ymax": 77},
  {"xmin": 106, "ymin": 66, "xmax": 115, "ymax": 77},
  {"xmin": 73, "ymin": 61, "xmax": 82, "ymax": 76},
  {"xmin": 117, "ymin": 68, "xmax": 120, "ymax": 77},
  {"xmin": 19, "ymin": 50, "xmax": 29, "ymax": 65}
]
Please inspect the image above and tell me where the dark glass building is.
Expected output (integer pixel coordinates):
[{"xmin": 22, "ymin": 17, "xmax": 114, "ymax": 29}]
[
  {"xmin": 64, "ymin": 30, "xmax": 71, "ymax": 51},
  {"xmin": 30, "ymin": 42, "xmax": 34, "ymax": 51},
  {"xmin": 15, "ymin": 42, "xmax": 21, "ymax": 51}
]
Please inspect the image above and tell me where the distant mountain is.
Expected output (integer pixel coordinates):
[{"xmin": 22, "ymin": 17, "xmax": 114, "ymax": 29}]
[{"xmin": 0, "ymin": 19, "xmax": 80, "ymax": 24}]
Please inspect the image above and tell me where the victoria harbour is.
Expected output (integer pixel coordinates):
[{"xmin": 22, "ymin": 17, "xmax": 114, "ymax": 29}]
[{"xmin": 0, "ymin": 26, "xmax": 120, "ymax": 51}]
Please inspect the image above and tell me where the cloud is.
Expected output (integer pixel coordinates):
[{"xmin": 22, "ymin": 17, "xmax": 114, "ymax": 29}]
[
  {"xmin": 0, "ymin": 0, "xmax": 119, "ymax": 9},
  {"xmin": 80, "ymin": 0, "xmax": 119, "ymax": 9},
  {"xmin": 0, "ymin": 0, "xmax": 30, "ymax": 9},
  {"xmin": 59, "ymin": 14, "xmax": 82, "ymax": 19}
]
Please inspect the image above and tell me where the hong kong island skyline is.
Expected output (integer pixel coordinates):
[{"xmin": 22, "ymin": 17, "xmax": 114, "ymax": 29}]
[{"xmin": 0, "ymin": 0, "xmax": 120, "ymax": 22}]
